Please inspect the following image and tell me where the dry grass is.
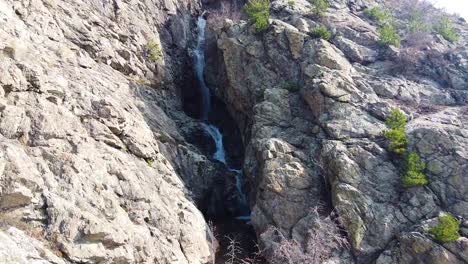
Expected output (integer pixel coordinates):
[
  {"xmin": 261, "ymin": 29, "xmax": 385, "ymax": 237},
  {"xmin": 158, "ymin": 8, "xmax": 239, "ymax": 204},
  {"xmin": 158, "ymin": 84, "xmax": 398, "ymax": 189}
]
[
  {"xmin": 207, "ymin": 2, "xmax": 242, "ymax": 31},
  {"xmin": 266, "ymin": 207, "xmax": 349, "ymax": 264}
]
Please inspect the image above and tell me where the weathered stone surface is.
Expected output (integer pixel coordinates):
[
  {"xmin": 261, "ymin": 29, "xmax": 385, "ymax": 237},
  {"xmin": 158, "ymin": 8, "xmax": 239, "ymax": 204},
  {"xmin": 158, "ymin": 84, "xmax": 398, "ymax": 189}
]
[
  {"xmin": 0, "ymin": 0, "xmax": 220, "ymax": 263},
  {"xmin": 0, "ymin": 227, "xmax": 65, "ymax": 264},
  {"xmin": 208, "ymin": 0, "xmax": 468, "ymax": 263}
]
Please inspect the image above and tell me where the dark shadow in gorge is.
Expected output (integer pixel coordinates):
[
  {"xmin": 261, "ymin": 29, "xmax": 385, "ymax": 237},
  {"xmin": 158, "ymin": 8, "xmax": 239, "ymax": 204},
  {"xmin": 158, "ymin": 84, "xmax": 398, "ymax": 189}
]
[{"xmin": 182, "ymin": 62, "xmax": 262, "ymax": 264}]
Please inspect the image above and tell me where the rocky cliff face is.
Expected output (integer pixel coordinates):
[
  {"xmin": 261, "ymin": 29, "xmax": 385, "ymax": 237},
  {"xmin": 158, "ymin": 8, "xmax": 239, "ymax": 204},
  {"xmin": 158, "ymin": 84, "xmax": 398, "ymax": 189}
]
[
  {"xmin": 206, "ymin": 0, "xmax": 468, "ymax": 263},
  {"xmin": 1, "ymin": 0, "xmax": 467, "ymax": 263},
  {"xmin": 0, "ymin": 0, "xmax": 223, "ymax": 263}
]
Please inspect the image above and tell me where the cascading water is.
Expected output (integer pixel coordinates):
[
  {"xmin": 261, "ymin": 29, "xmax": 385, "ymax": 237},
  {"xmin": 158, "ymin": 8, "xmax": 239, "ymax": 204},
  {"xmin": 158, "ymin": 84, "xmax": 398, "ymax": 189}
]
[
  {"xmin": 194, "ymin": 15, "xmax": 211, "ymax": 121},
  {"xmin": 194, "ymin": 14, "xmax": 250, "ymax": 219}
]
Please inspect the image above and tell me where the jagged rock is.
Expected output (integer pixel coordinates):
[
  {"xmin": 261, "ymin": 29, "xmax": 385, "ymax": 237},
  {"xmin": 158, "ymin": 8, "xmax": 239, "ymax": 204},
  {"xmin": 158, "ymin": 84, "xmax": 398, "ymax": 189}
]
[
  {"xmin": 0, "ymin": 227, "xmax": 66, "ymax": 264},
  {"xmin": 0, "ymin": 0, "xmax": 220, "ymax": 263},
  {"xmin": 1, "ymin": 0, "xmax": 468, "ymax": 263},
  {"xmin": 208, "ymin": 0, "xmax": 468, "ymax": 263}
]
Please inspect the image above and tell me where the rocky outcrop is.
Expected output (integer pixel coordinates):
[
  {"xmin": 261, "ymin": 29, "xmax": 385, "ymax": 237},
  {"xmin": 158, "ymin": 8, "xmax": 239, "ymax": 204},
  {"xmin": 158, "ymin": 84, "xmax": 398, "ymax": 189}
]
[
  {"xmin": 1, "ymin": 0, "xmax": 467, "ymax": 263},
  {"xmin": 207, "ymin": 0, "xmax": 468, "ymax": 262},
  {"xmin": 0, "ymin": 0, "xmax": 222, "ymax": 263}
]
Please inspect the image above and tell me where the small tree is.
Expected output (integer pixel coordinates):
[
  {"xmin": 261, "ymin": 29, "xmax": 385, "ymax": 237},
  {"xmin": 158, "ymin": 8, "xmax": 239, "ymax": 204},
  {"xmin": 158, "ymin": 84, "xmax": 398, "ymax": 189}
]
[
  {"xmin": 243, "ymin": 0, "xmax": 270, "ymax": 32},
  {"xmin": 429, "ymin": 214, "xmax": 461, "ymax": 243},
  {"xmin": 402, "ymin": 153, "xmax": 428, "ymax": 187},
  {"xmin": 385, "ymin": 108, "xmax": 407, "ymax": 129},
  {"xmin": 384, "ymin": 128, "xmax": 407, "ymax": 155},
  {"xmin": 383, "ymin": 109, "xmax": 407, "ymax": 155}
]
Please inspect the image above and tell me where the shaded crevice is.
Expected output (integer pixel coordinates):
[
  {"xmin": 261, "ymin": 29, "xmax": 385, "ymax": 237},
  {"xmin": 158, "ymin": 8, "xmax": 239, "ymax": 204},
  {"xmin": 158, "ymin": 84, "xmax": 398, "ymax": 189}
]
[{"xmin": 179, "ymin": 11, "xmax": 261, "ymax": 263}]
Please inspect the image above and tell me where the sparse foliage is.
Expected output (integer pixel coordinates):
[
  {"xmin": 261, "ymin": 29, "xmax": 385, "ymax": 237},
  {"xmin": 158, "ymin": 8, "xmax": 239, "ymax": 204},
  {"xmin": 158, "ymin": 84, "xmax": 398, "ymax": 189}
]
[
  {"xmin": 364, "ymin": 6, "xmax": 392, "ymax": 26},
  {"xmin": 308, "ymin": 0, "xmax": 329, "ymax": 18},
  {"xmin": 407, "ymin": 10, "xmax": 429, "ymax": 33},
  {"xmin": 378, "ymin": 25, "xmax": 401, "ymax": 47},
  {"xmin": 208, "ymin": 2, "xmax": 241, "ymax": 31},
  {"xmin": 402, "ymin": 152, "xmax": 428, "ymax": 187},
  {"xmin": 310, "ymin": 25, "xmax": 331, "ymax": 40},
  {"xmin": 146, "ymin": 41, "xmax": 163, "ymax": 62},
  {"xmin": 243, "ymin": 0, "xmax": 270, "ymax": 32},
  {"xmin": 267, "ymin": 208, "xmax": 349, "ymax": 264},
  {"xmin": 433, "ymin": 17, "xmax": 459, "ymax": 42},
  {"xmin": 429, "ymin": 213, "xmax": 461, "ymax": 243},
  {"xmin": 364, "ymin": 6, "xmax": 400, "ymax": 48},
  {"xmin": 145, "ymin": 158, "xmax": 154, "ymax": 167},
  {"xmin": 225, "ymin": 235, "xmax": 243, "ymax": 264}
]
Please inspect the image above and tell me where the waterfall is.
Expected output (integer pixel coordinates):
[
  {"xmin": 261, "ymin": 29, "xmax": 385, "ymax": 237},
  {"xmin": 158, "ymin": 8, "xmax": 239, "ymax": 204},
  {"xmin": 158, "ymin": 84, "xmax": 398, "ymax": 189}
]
[
  {"xmin": 201, "ymin": 123, "xmax": 226, "ymax": 164},
  {"xmin": 194, "ymin": 15, "xmax": 250, "ymax": 220},
  {"xmin": 194, "ymin": 15, "xmax": 210, "ymax": 120}
]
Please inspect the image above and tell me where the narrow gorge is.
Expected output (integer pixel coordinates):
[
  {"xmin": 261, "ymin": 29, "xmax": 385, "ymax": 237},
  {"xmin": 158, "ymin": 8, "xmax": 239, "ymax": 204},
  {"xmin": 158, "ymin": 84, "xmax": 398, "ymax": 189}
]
[{"xmin": 0, "ymin": 0, "xmax": 467, "ymax": 263}]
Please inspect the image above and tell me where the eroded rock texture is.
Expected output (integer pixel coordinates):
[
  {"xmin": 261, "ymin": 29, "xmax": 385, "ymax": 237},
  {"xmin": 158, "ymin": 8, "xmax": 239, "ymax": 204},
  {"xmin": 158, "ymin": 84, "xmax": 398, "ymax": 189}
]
[
  {"xmin": 206, "ymin": 0, "xmax": 468, "ymax": 263},
  {"xmin": 0, "ymin": 0, "xmax": 220, "ymax": 263},
  {"xmin": 1, "ymin": 0, "xmax": 468, "ymax": 263}
]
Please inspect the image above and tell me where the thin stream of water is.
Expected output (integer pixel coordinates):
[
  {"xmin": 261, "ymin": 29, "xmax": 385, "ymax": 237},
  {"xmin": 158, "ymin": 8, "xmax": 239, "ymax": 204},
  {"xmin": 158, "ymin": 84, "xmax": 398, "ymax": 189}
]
[{"xmin": 194, "ymin": 14, "xmax": 250, "ymax": 220}]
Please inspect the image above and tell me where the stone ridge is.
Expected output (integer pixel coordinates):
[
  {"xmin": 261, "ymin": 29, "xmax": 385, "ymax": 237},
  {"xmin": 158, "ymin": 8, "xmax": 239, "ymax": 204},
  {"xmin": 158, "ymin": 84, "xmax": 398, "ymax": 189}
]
[
  {"xmin": 206, "ymin": 0, "xmax": 468, "ymax": 263},
  {"xmin": 0, "ymin": 0, "xmax": 221, "ymax": 263}
]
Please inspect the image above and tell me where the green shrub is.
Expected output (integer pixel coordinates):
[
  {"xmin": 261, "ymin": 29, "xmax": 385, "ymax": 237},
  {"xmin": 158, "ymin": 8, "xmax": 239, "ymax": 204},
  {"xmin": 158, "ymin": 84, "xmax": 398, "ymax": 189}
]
[
  {"xmin": 308, "ymin": 0, "xmax": 329, "ymax": 17},
  {"xmin": 429, "ymin": 214, "xmax": 461, "ymax": 243},
  {"xmin": 383, "ymin": 109, "xmax": 407, "ymax": 154},
  {"xmin": 243, "ymin": 0, "xmax": 270, "ymax": 32},
  {"xmin": 310, "ymin": 25, "xmax": 331, "ymax": 40},
  {"xmin": 433, "ymin": 17, "xmax": 459, "ymax": 42},
  {"xmin": 282, "ymin": 81, "xmax": 300, "ymax": 92},
  {"xmin": 146, "ymin": 41, "xmax": 163, "ymax": 62},
  {"xmin": 402, "ymin": 153, "xmax": 428, "ymax": 187},
  {"xmin": 288, "ymin": 0, "xmax": 295, "ymax": 7},
  {"xmin": 378, "ymin": 25, "xmax": 401, "ymax": 47},
  {"xmin": 364, "ymin": 6, "xmax": 392, "ymax": 26},
  {"xmin": 385, "ymin": 109, "xmax": 407, "ymax": 129},
  {"xmin": 384, "ymin": 128, "xmax": 407, "ymax": 155}
]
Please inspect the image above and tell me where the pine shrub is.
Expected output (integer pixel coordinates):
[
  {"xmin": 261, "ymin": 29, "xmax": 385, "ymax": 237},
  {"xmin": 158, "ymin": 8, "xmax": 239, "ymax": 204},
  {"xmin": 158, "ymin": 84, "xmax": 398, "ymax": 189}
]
[
  {"xmin": 383, "ymin": 109, "xmax": 407, "ymax": 154},
  {"xmin": 429, "ymin": 214, "xmax": 461, "ymax": 243},
  {"xmin": 384, "ymin": 128, "xmax": 407, "ymax": 155},
  {"xmin": 310, "ymin": 25, "xmax": 331, "ymax": 40},
  {"xmin": 243, "ymin": 0, "xmax": 270, "ymax": 32},
  {"xmin": 402, "ymin": 153, "xmax": 428, "ymax": 187},
  {"xmin": 385, "ymin": 108, "xmax": 407, "ymax": 129}
]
